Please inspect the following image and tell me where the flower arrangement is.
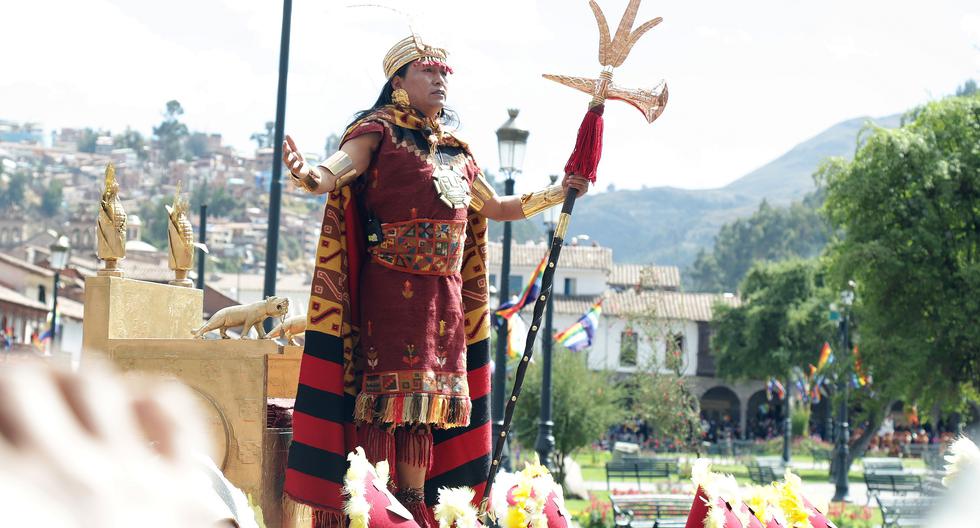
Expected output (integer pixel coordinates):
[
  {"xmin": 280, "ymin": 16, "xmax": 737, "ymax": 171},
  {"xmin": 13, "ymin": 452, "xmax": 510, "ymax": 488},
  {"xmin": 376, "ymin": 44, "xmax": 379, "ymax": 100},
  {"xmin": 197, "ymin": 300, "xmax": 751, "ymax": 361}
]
[
  {"xmin": 573, "ymin": 496, "xmax": 614, "ymax": 528},
  {"xmin": 943, "ymin": 435, "xmax": 980, "ymax": 487},
  {"xmin": 741, "ymin": 484, "xmax": 785, "ymax": 527},
  {"xmin": 825, "ymin": 503, "xmax": 874, "ymax": 528},
  {"xmin": 773, "ymin": 472, "xmax": 810, "ymax": 528},
  {"xmin": 343, "ymin": 447, "xmax": 392, "ymax": 528},
  {"xmin": 491, "ymin": 462, "xmax": 568, "ymax": 528},
  {"xmin": 690, "ymin": 459, "xmax": 753, "ymax": 528},
  {"xmin": 433, "ymin": 487, "xmax": 479, "ymax": 528}
]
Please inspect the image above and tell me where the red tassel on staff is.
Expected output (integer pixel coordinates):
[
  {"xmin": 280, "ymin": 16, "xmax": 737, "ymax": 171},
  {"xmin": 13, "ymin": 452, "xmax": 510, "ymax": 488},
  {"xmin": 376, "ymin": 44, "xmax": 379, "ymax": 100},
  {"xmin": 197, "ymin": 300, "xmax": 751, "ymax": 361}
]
[{"xmin": 563, "ymin": 104, "xmax": 605, "ymax": 183}]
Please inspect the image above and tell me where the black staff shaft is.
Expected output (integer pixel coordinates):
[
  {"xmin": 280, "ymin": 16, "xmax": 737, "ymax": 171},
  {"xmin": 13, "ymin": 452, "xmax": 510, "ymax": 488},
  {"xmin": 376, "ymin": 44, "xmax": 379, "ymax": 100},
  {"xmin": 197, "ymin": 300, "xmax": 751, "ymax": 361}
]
[{"xmin": 482, "ymin": 188, "xmax": 579, "ymax": 507}]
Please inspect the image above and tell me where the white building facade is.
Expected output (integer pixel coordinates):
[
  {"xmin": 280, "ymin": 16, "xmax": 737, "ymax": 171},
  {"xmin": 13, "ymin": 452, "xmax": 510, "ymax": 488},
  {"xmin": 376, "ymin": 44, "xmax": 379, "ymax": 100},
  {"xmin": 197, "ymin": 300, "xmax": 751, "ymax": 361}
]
[{"xmin": 486, "ymin": 241, "xmax": 767, "ymax": 438}]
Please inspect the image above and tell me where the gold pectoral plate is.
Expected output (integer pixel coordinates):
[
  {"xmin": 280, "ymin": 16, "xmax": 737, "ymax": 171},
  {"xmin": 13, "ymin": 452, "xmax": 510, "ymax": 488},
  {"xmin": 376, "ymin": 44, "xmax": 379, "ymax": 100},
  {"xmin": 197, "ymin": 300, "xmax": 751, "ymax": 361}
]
[{"xmin": 433, "ymin": 164, "xmax": 471, "ymax": 209}]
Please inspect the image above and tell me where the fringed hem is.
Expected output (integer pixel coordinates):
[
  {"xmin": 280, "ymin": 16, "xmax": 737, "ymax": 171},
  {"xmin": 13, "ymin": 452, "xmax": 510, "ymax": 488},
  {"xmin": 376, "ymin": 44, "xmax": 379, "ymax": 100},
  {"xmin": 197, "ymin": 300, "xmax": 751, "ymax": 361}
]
[
  {"xmin": 395, "ymin": 426, "xmax": 434, "ymax": 471},
  {"xmin": 313, "ymin": 508, "xmax": 348, "ymax": 528},
  {"xmin": 402, "ymin": 495, "xmax": 437, "ymax": 528},
  {"xmin": 360, "ymin": 424, "xmax": 397, "ymax": 479},
  {"xmin": 355, "ymin": 392, "xmax": 472, "ymax": 428},
  {"xmin": 283, "ymin": 493, "xmax": 346, "ymax": 528}
]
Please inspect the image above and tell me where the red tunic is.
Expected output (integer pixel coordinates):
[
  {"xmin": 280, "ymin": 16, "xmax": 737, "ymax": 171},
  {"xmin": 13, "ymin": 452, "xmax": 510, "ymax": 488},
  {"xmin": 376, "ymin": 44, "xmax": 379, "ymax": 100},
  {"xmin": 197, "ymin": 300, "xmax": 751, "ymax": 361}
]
[{"xmin": 346, "ymin": 110, "xmax": 480, "ymax": 428}]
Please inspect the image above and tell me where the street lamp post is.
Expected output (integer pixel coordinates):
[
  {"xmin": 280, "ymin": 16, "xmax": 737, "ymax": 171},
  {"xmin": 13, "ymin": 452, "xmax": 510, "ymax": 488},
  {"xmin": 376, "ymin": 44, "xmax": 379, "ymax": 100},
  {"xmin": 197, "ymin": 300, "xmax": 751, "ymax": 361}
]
[
  {"xmin": 48, "ymin": 235, "xmax": 71, "ymax": 355},
  {"xmin": 196, "ymin": 204, "xmax": 207, "ymax": 290},
  {"xmin": 832, "ymin": 281, "xmax": 856, "ymax": 503},
  {"xmin": 783, "ymin": 381, "xmax": 792, "ymax": 464},
  {"xmin": 262, "ymin": 0, "xmax": 292, "ymax": 333},
  {"xmin": 536, "ymin": 174, "xmax": 560, "ymax": 471},
  {"xmin": 493, "ymin": 109, "xmax": 529, "ymax": 472}
]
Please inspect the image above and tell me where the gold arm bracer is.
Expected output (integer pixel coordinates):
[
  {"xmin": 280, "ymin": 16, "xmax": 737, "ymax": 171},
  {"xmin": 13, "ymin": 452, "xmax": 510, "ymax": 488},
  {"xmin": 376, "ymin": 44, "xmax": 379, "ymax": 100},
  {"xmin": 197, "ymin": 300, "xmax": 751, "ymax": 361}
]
[
  {"xmin": 319, "ymin": 150, "xmax": 359, "ymax": 190},
  {"xmin": 520, "ymin": 184, "xmax": 565, "ymax": 219},
  {"xmin": 469, "ymin": 173, "xmax": 498, "ymax": 213}
]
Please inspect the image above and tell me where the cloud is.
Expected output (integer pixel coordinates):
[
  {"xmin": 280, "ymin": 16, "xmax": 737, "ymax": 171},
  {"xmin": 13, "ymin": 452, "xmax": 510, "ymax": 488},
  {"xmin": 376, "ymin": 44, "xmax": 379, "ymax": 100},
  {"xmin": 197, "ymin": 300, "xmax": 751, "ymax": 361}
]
[
  {"xmin": 695, "ymin": 25, "xmax": 751, "ymax": 45},
  {"xmin": 824, "ymin": 35, "xmax": 878, "ymax": 60},
  {"xmin": 961, "ymin": 13, "xmax": 980, "ymax": 41}
]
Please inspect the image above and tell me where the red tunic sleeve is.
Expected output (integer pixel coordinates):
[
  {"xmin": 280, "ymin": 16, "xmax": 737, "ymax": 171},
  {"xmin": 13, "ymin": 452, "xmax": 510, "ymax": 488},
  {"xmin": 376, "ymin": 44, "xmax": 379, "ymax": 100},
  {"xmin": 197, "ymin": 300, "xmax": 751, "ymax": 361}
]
[{"xmin": 341, "ymin": 119, "xmax": 385, "ymax": 146}]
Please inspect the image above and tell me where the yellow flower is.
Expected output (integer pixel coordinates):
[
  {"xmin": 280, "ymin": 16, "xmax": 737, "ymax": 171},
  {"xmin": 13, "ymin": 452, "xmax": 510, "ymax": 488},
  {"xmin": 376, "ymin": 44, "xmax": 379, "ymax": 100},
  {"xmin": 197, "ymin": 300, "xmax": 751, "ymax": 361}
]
[
  {"xmin": 519, "ymin": 462, "xmax": 551, "ymax": 480},
  {"xmin": 504, "ymin": 506, "xmax": 529, "ymax": 528},
  {"xmin": 743, "ymin": 488, "xmax": 770, "ymax": 524},
  {"xmin": 511, "ymin": 479, "xmax": 532, "ymax": 503},
  {"xmin": 775, "ymin": 471, "xmax": 810, "ymax": 528}
]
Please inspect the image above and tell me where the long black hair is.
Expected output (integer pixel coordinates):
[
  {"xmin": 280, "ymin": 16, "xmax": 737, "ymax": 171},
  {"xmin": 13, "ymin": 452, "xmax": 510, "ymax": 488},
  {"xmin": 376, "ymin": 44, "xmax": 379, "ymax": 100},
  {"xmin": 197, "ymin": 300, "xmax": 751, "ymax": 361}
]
[{"xmin": 346, "ymin": 61, "xmax": 460, "ymax": 131}]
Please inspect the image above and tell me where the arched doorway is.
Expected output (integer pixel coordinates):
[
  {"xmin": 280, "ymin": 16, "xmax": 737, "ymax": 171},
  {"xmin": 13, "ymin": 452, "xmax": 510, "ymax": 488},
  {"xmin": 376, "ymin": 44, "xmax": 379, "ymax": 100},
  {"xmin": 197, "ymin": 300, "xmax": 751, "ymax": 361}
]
[
  {"xmin": 701, "ymin": 386, "xmax": 740, "ymax": 441},
  {"xmin": 746, "ymin": 389, "xmax": 784, "ymax": 440}
]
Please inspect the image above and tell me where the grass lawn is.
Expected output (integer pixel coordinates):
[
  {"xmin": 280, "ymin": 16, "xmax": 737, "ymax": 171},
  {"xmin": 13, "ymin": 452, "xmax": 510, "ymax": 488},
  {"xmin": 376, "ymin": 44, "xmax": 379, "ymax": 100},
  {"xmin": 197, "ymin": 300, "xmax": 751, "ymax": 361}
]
[
  {"xmin": 560, "ymin": 447, "xmax": 918, "ymax": 526},
  {"xmin": 571, "ymin": 449, "xmax": 870, "ymax": 485},
  {"xmin": 565, "ymin": 489, "xmax": 609, "ymax": 516}
]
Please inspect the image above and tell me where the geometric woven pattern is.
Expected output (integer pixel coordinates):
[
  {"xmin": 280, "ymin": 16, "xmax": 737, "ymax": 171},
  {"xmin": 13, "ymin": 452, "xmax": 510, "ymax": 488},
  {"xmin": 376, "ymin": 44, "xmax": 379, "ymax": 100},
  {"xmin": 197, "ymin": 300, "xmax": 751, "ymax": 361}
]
[{"xmin": 370, "ymin": 218, "xmax": 467, "ymax": 276}]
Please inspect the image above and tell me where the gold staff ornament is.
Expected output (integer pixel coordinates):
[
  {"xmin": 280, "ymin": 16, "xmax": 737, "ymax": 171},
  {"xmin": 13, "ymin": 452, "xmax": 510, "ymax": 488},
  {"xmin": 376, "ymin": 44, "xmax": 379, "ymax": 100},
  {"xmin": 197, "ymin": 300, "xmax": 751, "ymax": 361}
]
[
  {"xmin": 481, "ymin": 0, "xmax": 669, "ymax": 512},
  {"xmin": 543, "ymin": 0, "xmax": 668, "ymax": 123}
]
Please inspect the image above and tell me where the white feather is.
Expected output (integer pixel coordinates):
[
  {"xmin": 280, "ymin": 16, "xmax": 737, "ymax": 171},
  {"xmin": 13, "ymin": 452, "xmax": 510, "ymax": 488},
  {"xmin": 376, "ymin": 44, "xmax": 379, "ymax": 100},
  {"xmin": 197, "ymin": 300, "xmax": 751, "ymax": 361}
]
[{"xmin": 944, "ymin": 436, "xmax": 980, "ymax": 487}]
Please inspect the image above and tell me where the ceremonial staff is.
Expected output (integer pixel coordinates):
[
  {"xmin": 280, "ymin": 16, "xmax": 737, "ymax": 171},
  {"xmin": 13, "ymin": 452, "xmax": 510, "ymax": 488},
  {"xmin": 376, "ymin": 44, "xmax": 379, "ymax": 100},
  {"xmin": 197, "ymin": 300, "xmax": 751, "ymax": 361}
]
[{"xmin": 482, "ymin": 0, "xmax": 669, "ymax": 509}]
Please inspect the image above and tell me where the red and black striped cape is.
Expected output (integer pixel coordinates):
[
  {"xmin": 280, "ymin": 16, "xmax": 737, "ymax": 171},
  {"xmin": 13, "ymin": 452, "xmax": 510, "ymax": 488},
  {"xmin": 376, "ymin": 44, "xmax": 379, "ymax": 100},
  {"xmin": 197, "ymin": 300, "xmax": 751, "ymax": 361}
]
[{"xmin": 284, "ymin": 130, "xmax": 493, "ymax": 526}]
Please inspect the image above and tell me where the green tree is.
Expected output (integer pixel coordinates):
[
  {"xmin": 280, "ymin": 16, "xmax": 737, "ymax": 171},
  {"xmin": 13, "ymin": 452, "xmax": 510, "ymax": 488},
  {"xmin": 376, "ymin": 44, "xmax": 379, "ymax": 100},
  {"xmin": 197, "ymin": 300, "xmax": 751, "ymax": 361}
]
[
  {"xmin": 687, "ymin": 196, "xmax": 830, "ymax": 293},
  {"xmin": 40, "ymin": 180, "xmax": 63, "ymax": 217},
  {"xmin": 186, "ymin": 132, "xmax": 210, "ymax": 160},
  {"xmin": 113, "ymin": 127, "xmax": 148, "ymax": 160},
  {"xmin": 0, "ymin": 171, "xmax": 28, "ymax": 210},
  {"xmin": 956, "ymin": 79, "xmax": 977, "ymax": 97},
  {"xmin": 712, "ymin": 258, "xmax": 834, "ymax": 382},
  {"xmin": 712, "ymin": 259, "xmax": 836, "ymax": 461},
  {"xmin": 153, "ymin": 100, "xmax": 189, "ymax": 163},
  {"xmin": 77, "ymin": 128, "xmax": 99, "ymax": 153},
  {"xmin": 190, "ymin": 181, "xmax": 238, "ymax": 219},
  {"xmin": 821, "ymin": 93, "xmax": 980, "ymax": 417},
  {"xmin": 136, "ymin": 196, "xmax": 170, "ymax": 250},
  {"xmin": 512, "ymin": 347, "xmax": 626, "ymax": 485},
  {"xmin": 624, "ymin": 305, "xmax": 702, "ymax": 448}
]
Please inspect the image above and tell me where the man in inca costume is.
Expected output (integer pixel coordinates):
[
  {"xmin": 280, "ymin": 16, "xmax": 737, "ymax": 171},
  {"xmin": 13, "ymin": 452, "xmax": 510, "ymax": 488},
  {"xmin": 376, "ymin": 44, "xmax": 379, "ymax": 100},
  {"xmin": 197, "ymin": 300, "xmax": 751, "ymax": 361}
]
[{"xmin": 282, "ymin": 33, "xmax": 589, "ymax": 527}]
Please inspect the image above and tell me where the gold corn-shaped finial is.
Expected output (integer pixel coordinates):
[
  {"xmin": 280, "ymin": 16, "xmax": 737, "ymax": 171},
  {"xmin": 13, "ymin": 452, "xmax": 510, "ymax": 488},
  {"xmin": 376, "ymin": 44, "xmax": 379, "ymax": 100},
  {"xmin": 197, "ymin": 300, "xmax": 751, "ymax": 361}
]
[{"xmin": 591, "ymin": 0, "xmax": 663, "ymax": 68}]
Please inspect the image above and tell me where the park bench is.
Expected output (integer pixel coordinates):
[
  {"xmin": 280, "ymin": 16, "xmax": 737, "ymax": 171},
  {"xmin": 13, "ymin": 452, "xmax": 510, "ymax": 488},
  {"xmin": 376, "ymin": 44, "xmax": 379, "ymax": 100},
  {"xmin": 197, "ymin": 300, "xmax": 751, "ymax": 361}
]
[
  {"xmin": 733, "ymin": 439, "xmax": 765, "ymax": 456},
  {"xmin": 605, "ymin": 458, "xmax": 677, "ymax": 490},
  {"xmin": 902, "ymin": 443, "xmax": 942, "ymax": 459},
  {"xmin": 921, "ymin": 448, "xmax": 946, "ymax": 472},
  {"xmin": 746, "ymin": 456, "xmax": 785, "ymax": 485},
  {"xmin": 747, "ymin": 463, "xmax": 780, "ymax": 485},
  {"xmin": 704, "ymin": 441, "xmax": 733, "ymax": 458},
  {"xmin": 875, "ymin": 495, "xmax": 933, "ymax": 527},
  {"xmin": 808, "ymin": 446, "xmax": 832, "ymax": 469},
  {"xmin": 863, "ymin": 457, "xmax": 904, "ymax": 473},
  {"xmin": 863, "ymin": 472, "xmax": 923, "ymax": 504},
  {"xmin": 610, "ymin": 494, "xmax": 691, "ymax": 528}
]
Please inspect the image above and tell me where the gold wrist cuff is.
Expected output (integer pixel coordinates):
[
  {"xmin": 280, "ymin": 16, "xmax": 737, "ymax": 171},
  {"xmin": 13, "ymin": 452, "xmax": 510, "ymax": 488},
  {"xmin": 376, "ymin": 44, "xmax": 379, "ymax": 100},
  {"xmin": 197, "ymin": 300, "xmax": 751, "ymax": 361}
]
[
  {"xmin": 520, "ymin": 184, "xmax": 565, "ymax": 219},
  {"xmin": 319, "ymin": 150, "xmax": 358, "ymax": 189},
  {"xmin": 469, "ymin": 173, "xmax": 497, "ymax": 213}
]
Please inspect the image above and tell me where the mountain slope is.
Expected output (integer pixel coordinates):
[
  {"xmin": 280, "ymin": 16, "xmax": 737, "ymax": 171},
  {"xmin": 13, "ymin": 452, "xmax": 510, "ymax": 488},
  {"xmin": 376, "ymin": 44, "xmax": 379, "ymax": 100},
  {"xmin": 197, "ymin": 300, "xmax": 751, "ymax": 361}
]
[
  {"xmin": 568, "ymin": 113, "xmax": 902, "ymax": 266},
  {"xmin": 722, "ymin": 113, "xmax": 903, "ymax": 202}
]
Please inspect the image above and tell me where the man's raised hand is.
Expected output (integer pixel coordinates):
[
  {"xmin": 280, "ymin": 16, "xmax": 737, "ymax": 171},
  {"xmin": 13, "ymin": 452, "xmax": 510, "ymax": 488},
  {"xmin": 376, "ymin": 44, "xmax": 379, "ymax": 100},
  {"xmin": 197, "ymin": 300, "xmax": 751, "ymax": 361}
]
[{"xmin": 282, "ymin": 135, "xmax": 318, "ymax": 192}]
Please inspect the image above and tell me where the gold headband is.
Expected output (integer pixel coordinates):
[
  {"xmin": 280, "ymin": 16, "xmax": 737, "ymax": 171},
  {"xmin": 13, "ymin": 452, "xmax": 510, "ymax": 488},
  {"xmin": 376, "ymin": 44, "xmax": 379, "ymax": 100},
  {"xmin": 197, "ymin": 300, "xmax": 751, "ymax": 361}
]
[{"xmin": 383, "ymin": 34, "xmax": 451, "ymax": 79}]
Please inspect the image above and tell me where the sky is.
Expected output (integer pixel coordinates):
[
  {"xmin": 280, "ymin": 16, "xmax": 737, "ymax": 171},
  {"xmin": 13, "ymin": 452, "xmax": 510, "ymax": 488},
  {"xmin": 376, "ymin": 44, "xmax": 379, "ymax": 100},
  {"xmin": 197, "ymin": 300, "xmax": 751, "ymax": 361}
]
[{"xmin": 2, "ymin": 0, "xmax": 978, "ymax": 195}]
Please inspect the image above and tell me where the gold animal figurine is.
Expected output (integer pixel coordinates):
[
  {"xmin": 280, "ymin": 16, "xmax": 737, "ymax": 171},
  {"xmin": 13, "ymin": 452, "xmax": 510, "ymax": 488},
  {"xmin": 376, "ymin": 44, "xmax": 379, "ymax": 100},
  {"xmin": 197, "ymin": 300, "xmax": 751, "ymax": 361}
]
[
  {"xmin": 97, "ymin": 163, "xmax": 127, "ymax": 276},
  {"xmin": 264, "ymin": 315, "xmax": 308, "ymax": 345},
  {"xmin": 166, "ymin": 181, "xmax": 208, "ymax": 287},
  {"xmin": 191, "ymin": 297, "xmax": 290, "ymax": 339}
]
